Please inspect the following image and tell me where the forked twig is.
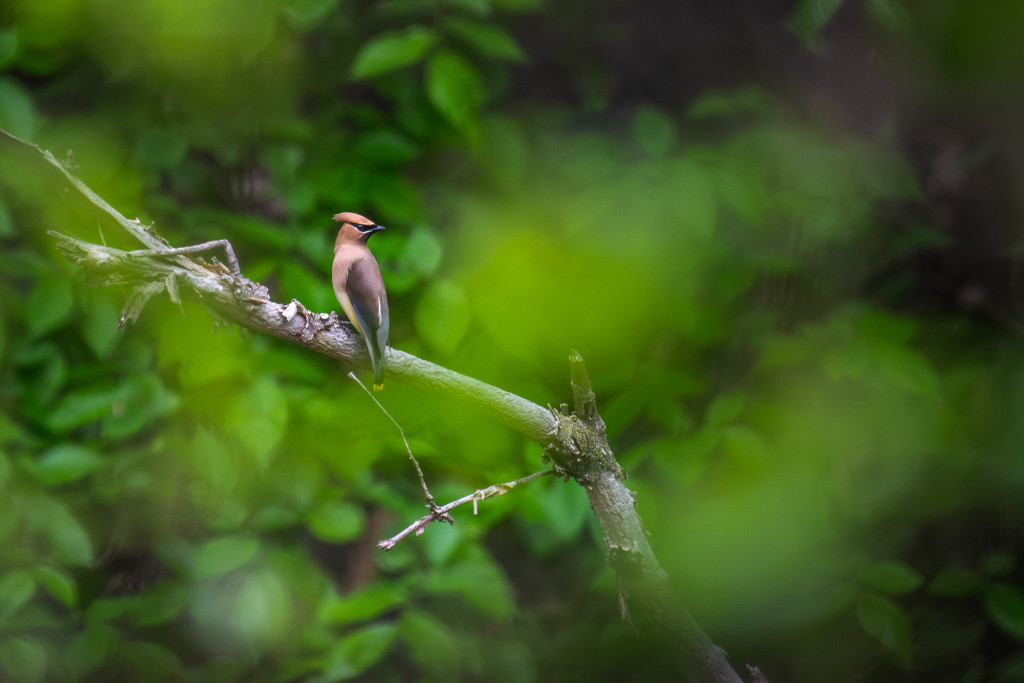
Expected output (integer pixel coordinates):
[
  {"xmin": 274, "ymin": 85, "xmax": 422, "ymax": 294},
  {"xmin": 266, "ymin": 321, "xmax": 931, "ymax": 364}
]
[
  {"xmin": 376, "ymin": 468, "xmax": 555, "ymax": 550},
  {"xmin": 126, "ymin": 239, "xmax": 241, "ymax": 276},
  {"xmin": 347, "ymin": 372, "xmax": 556, "ymax": 550}
]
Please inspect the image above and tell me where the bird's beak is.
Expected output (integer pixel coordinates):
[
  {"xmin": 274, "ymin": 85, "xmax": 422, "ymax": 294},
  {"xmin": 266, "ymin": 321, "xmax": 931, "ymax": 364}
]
[{"xmin": 370, "ymin": 225, "xmax": 386, "ymax": 234}]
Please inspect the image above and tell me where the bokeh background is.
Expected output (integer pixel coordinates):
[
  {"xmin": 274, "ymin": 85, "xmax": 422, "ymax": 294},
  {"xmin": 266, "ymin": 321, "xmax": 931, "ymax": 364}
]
[{"xmin": 2, "ymin": 0, "xmax": 1024, "ymax": 680}]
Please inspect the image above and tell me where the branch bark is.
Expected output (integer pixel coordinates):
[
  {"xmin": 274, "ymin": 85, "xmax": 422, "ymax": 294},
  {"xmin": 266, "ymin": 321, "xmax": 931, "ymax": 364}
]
[{"xmin": 1, "ymin": 128, "xmax": 756, "ymax": 683}]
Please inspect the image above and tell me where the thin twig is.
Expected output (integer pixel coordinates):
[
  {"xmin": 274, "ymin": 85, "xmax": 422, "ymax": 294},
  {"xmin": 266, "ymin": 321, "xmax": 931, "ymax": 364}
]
[
  {"xmin": 347, "ymin": 371, "xmax": 556, "ymax": 550},
  {"xmin": 377, "ymin": 468, "xmax": 555, "ymax": 550},
  {"xmin": 126, "ymin": 239, "xmax": 241, "ymax": 276},
  {"xmin": 347, "ymin": 371, "xmax": 438, "ymax": 508}
]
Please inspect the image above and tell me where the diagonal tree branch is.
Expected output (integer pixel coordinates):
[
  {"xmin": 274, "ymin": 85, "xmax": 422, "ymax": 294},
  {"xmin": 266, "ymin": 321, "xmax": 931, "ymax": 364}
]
[
  {"xmin": 45, "ymin": 229, "xmax": 558, "ymax": 443},
  {"xmin": 1, "ymin": 128, "xmax": 755, "ymax": 683}
]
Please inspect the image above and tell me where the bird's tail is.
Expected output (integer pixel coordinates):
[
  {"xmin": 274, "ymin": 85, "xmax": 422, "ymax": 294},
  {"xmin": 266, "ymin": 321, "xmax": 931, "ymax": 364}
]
[{"xmin": 372, "ymin": 354, "xmax": 384, "ymax": 391}]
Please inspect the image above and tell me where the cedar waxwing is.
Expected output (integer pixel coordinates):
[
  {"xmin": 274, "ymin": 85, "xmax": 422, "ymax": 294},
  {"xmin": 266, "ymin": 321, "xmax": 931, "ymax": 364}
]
[{"xmin": 332, "ymin": 212, "xmax": 390, "ymax": 390}]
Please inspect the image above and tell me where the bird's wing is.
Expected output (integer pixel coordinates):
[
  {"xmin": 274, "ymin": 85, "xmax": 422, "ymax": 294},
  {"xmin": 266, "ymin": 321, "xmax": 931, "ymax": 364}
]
[{"xmin": 346, "ymin": 257, "xmax": 389, "ymax": 351}]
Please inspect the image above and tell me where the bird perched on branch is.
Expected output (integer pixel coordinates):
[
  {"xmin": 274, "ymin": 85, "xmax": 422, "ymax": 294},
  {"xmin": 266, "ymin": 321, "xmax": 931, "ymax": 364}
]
[{"xmin": 332, "ymin": 212, "xmax": 389, "ymax": 390}]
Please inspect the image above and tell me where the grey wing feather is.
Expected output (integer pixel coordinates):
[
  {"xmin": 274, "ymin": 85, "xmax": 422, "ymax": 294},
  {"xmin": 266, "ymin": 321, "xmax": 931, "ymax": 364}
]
[{"xmin": 346, "ymin": 258, "xmax": 389, "ymax": 359}]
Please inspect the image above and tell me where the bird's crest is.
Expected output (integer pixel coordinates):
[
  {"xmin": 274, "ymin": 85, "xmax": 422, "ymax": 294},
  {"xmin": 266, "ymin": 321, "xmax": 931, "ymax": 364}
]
[{"xmin": 333, "ymin": 212, "xmax": 376, "ymax": 229}]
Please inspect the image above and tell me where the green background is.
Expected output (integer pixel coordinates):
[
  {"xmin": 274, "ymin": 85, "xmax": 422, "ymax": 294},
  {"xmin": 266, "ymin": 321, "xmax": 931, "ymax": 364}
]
[{"xmin": 1, "ymin": 0, "xmax": 1023, "ymax": 680}]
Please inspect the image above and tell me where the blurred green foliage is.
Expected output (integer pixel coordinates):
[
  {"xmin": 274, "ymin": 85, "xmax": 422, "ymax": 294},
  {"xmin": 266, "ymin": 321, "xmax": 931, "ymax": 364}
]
[{"xmin": 1, "ymin": 0, "xmax": 1023, "ymax": 681}]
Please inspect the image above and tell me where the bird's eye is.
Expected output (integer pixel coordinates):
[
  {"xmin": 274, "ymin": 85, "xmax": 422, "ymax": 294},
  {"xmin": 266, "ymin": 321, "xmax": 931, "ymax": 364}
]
[{"xmin": 355, "ymin": 223, "xmax": 378, "ymax": 232}]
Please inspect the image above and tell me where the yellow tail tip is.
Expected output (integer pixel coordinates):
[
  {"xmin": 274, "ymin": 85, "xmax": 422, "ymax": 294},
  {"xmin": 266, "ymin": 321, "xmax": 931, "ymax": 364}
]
[{"xmin": 373, "ymin": 383, "xmax": 384, "ymax": 391}]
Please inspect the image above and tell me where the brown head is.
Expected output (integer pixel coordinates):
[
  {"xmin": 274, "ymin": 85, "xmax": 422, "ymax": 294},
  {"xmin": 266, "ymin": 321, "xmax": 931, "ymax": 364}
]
[{"xmin": 333, "ymin": 212, "xmax": 385, "ymax": 250}]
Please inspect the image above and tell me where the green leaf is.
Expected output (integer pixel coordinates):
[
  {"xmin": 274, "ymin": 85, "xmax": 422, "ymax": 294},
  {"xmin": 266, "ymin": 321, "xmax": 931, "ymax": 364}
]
[
  {"xmin": 855, "ymin": 593, "xmax": 912, "ymax": 666},
  {"xmin": 420, "ymin": 520, "xmax": 461, "ymax": 566},
  {"xmin": 667, "ymin": 157, "xmax": 717, "ymax": 240},
  {"xmin": 349, "ymin": 129, "xmax": 420, "ymax": 166},
  {"xmin": 281, "ymin": 0, "xmax": 340, "ymax": 27},
  {"xmin": 350, "ymin": 27, "xmax": 437, "ymax": 80},
  {"xmin": 981, "ymin": 552, "xmax": 1016, "ymax": 577},
  {"xmin": 26, "ymin": 275, "xmax": 73, "ymax": 338},
  {"xmin": 323, "ymin": 623, "xmax": 397, "ymax": 681},
  {"xmin": 789, "ymin": 0, "xmax": 846, "ymax": 47},
  {"xmin": 102, "ymin": 372, "xmax": 180, "ymax": 440},
  {"xmin": 0, "ymin": 199, "xmax": 14, "ymax": 238},
  {"xmin": 118, "ymin": 640, "xmax": 184, "ymax": 681},
  {"xmin": 402, "ymin": 226, "xmax": 444, "ymax": 277},
  {"xmin": 927, "ymin": 567, "xmax": 984, "ymax": 598},
  {"xmin": 34, "ymin": 445, "xmax": 103, "ymax": 485},
  {"xmin": 251, "ymin": 506, "xmax": 299, "ymax": 531},
  {"xmin": 632, "ymin": 106, "xmax": 677, "ymax": 157},
  {"xmin": 81, "ymin": 296, "xmax": 122, "ymax": 359},
  {"xmin": 719, "ymin": 424, "xmax": 769, "ymax": 468},
  {"xmin": 705, "ymin": 391, "xmax": 745, "ymax": 428},
  {"xmin": 986, "ymin": 583, "xmax": 1024, "ymax": 642},
  {"xmin": 318, "ymin": 585, "xmax": 407, "ymax": 624},
  {"xmin": 866, "ymin": 0, "xmax": 912, "ymax": 37},
  {"xmin": 416, "ymin": 279, "xmax": 471, "ymax": 355},
  {"xmin": 822, "ymin": 342, "xmax": 869, "ymax": 382},
  {"xmin": 47, "ymin": 385, "xmax": 119, "ymax": 433},
  {"xmin": 427, "ymin": 49, "xmax": 484, "ymax": 132},
  {"xmin": 424, "ymin": 549, "xmax": 515, "ymax": 617},
  {"xmin": 0, "ymin": 29, "xmax": 17, "ymax": 70},
  {"xmin": 225, "ymin": 215, "xmax": 292, "ymax": 250},
  {"xmin": 224, "ymin": 374, "xmax": 288, "ymax": 470},
  {"xmin": 0, "ymin": 452, "xmax": 10, "ymax": 489},
  {"xmin": 444, "ymin": 0, "xmax": 491, "ymax": 14},
  {"xmin": 872, "ymin": 342, "xmax": 938, "ymax": 397},
  {"xmin": 186, "ymin": 427, "xmax": 240, "ymax": 498},
  {"xmin": 132, "ymin": 127, "xmax": 188, "ymax": 169},
  {"xmin": 400, "ymin": 610, "xmax": 461, "ymax": 679},
  {"xmin": 133, "ymin": 582, "xmax": 189, "ymax": 626},
  {"xmin": 18, "ymin": 348, "xmax": 67, "ymax": 414},
  {"xmin": 306, "ymin": 502, "xmax": 366, "ymax": 543},
  {"xmin": 34, "ymin": 566, "xmax": 76, "ymax": 607},
  {"xmin": 0, "ymin": 637, "xmax": 46, "ymax": 683},
  {"xmin": 522, "ymin": 478, "xmax": 589, "ymax": 544},
  {"xmin": 230, "ymin": 570, "xmax": 293, "ymax": 647},
  {"xmin": 0, "ymin": 570, "xmax": 36, "ymax": 623},
  {"xmin": 65, "ymin": 626, "xmax": 114, "ymax": 681},
  {"xmin": 445, "ymin": 18, "xmax": 525, "ymax": 62},
  {"xmin": 688, "ymin": 85, "xmax": 777, "ymax": 121},
  {"xmin": 192, "ymin": 536, "xmax": 260, "ymax": 578},
  {"xmin": 85, "ymin": 597, "xmax": 134, "ymax": 623},
  {"xmin": 860, "ymin": 560, "xmax": 924, "ymax": 596},
  {"xmin": 654, "ymin": 434, "xmax": 712, "ymax": 486},
  {"xmin": 0, "ymin": 481, "xmax": 15, "ymax": 544},
  {"xmin": 0, "ymin": 78, "xmax": 35, "ymax": 140},
  {"xmin": 491, "ymin": 0, "xmax": 541, "ymax": 9},
  {"xmin": 27, "ymin": 497, "xmax": 94, "ymax": 567},
  {"xmin": 366, "ymin": 173, "xmax": 423, "ymax": 222}
]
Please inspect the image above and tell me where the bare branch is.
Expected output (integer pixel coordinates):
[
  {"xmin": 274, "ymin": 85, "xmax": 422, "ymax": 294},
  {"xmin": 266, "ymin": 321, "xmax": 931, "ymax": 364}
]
[
  {"xmin": 127, "ymin": 239, "xmax": 240, "ymax": 276},
  {"xmin": 48, "ymin": 229, "xmax": 558, "ymax": 444},
  {"xmin": 377, "ymin": 469, "xmax": 555, "ymax": 550}
]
